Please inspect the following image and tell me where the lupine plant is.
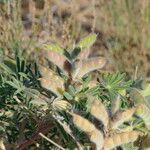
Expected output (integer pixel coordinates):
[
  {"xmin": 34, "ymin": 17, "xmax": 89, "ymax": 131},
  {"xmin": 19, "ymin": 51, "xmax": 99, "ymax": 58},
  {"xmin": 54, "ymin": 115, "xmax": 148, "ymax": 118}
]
[{"xmin": 0, "ymin": 34, "xmax": 150, "ymax": 150}]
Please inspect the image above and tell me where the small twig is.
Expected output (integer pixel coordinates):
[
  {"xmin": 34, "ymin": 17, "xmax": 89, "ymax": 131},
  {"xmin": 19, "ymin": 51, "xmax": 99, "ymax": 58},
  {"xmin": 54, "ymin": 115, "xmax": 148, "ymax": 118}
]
[
  {"xmin": 92, "ymin": 0, "xmax": 96, "ymax": 33},
  {"xmin": 18, "ymin": 120, "xmax": 53, "ymax": 150},
  {"xmin": 133, "ymin": 65, "xmax": 138, "ymax": 81},
  {"xmin": 39, "ymin": 133, "xmax": 65, "ymax": 150}
]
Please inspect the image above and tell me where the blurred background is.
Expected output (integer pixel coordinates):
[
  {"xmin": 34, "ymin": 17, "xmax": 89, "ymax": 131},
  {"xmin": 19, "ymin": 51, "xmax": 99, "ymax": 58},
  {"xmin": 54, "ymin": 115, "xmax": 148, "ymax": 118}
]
[{"xmin": 0, "ymin": 0, "xmax": 150, "ymax": 78}]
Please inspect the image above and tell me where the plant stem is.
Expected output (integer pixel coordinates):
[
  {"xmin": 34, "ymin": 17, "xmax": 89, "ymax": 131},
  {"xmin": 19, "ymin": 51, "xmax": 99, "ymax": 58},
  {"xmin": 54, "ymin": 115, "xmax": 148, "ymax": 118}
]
[{"xmin": 39, "ymin": 133, "xmax": 65, "ymax": 150}]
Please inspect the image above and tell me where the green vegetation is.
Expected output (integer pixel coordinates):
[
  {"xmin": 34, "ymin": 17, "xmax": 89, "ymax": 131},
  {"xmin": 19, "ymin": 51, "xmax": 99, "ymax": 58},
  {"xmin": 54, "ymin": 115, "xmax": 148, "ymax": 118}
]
[
  {"xmin": 0, "ymin": 34, "xmax": 150, "ymax": 149},
  {"xmin": 0, "ymin": 0, "xmax": 150, "ymax": 149}
]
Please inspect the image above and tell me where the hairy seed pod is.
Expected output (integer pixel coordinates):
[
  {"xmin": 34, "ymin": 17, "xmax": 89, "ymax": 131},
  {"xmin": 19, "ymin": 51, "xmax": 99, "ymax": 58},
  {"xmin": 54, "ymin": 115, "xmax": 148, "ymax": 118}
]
[
  {"xmin": 136, "ymin": 104, "xmax": 150, "ymax": 130},
  {"xmin": 110, "ymin": 108, "xmax": 135, "ymax": 130},
  {"xmin": 90, "ymin": 129, "xmax": 104, "ymax": 150},
  {"xmin": 71, "ymin": 113, "xmax": 96, "ymax": 133},
  {"xmin": 103, "ymin": 131, "xmax": 139, "ymax": 150},
  {"xmin": 111, "ymin": 95, "xmax": 120, "ymax": 116},
  {"xmin": 39, "ymin": 66, "xmax": 64, "ymax": 83},
  {"xmin": 90, "ymin": 99, "xmax": 109, "ymax": 129},
  {"xmin": 77, "ymin": 48, "xmax": 90, "ymax": 60},
  {"xmin": 73, "ymin": 57, "xmax": 107, "ymax": 79},
  {"xmin": 39, "ymin": 66, "xmax": 65, "ymax": 95},
  {"xmin": 44, "ymin": 50, "xmax": 71, "ymax": 73},
  {"xmin": 0, "ymin": 138, "xmax": 6, "ymax": 150},
  {"xmin": 70, "ymin": 113, "xmax": 104, "ymax": 149},
  {"xmin": 39, "ymin": 78, "xmax": 64, "ymax": 96}
]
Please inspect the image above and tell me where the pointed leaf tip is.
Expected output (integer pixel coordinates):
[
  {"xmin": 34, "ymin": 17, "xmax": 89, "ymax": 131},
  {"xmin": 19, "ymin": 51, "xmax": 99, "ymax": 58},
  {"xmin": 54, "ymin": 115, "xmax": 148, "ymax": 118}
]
[{"xmin": 78, "ymin": 33, "xmax": 97, "ymax": 49}]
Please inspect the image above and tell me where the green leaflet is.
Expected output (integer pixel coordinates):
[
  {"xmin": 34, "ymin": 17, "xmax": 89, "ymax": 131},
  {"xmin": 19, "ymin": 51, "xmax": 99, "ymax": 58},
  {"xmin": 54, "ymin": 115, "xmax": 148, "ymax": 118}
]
[
  {"xmin": 129, "ymin": 88, "xmax": 145, "ymax": 104},
  {"xmin": 78, "ymin": 33, "xmax": 97, "ymax": 49},
  {"xmin": 3, "ymin": 57, "xmax": 16, "ymax": 73},
  {"xmin": 63, "ymin": 92, "xmax": 73, "ymax": 100},
  {"xmin": 102, "ymin": 73, "xmax": 133, "ymax": 91},
  {"xmin": 122, "ymin": 143, "xmax": 138, "ymax": 150},
  {"xmin": 44, "ymin": 43, "xmax": 64, "ymax": 54},
  {"xmin": 129, "ymin": 87, "xmax": 150, "ymax": 107},
  {"xmin": 136, "ymin": 104, "xmax": 150, "ymax": 130},
  {"xmin": 141, "ymin": 86, "xmax": 150, "ymax": 97}
]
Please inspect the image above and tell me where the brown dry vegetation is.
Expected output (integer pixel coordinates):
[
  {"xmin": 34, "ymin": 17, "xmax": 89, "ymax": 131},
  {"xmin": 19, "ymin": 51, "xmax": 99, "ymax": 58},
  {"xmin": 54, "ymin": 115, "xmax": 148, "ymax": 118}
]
[{"xmin": 0, "ymin": 0, "xmax": 150, "ymax": 76}]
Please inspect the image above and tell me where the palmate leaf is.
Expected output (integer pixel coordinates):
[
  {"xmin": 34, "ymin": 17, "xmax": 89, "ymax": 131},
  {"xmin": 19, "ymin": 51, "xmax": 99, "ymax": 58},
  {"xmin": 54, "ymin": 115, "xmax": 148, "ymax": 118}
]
[
  {"xmin": 39, "ymin": 66, "xmax": 65, "ymax": 96},
  {"xmin": 73, "ymin": 57, "xmax": 107, "ymax": 79},
  {"xmin": 101, "ymin": 73, "xmax": 132, "ymax": 100},
  {"xmin": 5, "ymin": 75, "xmax": 27, "ymax": 95},
  {"xmin": 43, "ymin": 49, "xmax": 71, "ymax": 74},
  {"xmin": 102, "ymin": 73, "xmax": 132, "ymax": 91}
]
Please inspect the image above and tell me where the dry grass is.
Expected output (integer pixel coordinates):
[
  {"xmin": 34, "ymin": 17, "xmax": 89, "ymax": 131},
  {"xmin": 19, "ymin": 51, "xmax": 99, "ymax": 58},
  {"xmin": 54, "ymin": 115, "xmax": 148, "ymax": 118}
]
[{"xmin": 0, "ymin": 0, "xmax": 150, "ymax": 76}]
